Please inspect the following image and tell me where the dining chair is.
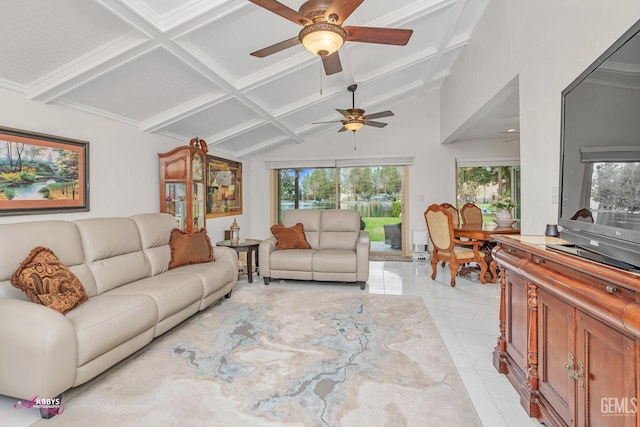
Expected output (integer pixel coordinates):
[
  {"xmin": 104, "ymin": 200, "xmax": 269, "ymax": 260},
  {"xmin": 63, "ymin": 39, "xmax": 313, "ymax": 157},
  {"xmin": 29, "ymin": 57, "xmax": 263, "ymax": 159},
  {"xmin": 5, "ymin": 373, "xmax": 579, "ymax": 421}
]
[
  {"xmin": 440, "ymin": 202, "xmax": 460, "ymax": 226},
  {"xmin": 461, "ymin": 202, "xmax": 483, "ymax": 224},
  {"xmin": 424, "ymin": 204, "xmax": 488, "ymax": 287},
  {"xmin": 438, "ymin": 202, "xmax": 461, "ymax": 266}
]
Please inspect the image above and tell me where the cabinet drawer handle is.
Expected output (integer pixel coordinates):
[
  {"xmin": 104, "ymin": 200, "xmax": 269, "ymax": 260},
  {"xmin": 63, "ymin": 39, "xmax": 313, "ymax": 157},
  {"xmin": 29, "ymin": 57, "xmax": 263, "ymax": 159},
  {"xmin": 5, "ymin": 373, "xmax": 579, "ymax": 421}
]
[
  {"xmin": 605, "ymin": 285, "xmax": 617, "ymax": 294},
  {"xmin": 534, "ymin": 258, "xmax": 544, "ymax": 265},
  {"xmin": 507, "ymin": 248, "xmax": 515, "ymax": 254}
]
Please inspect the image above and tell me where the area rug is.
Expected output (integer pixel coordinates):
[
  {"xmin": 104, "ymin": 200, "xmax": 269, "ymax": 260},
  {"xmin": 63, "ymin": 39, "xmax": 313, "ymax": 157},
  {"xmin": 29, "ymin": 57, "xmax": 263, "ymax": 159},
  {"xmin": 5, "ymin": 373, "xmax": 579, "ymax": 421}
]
[{"xmin": 36, "ymin": 287, "xmax": 481, "ymax": 427}]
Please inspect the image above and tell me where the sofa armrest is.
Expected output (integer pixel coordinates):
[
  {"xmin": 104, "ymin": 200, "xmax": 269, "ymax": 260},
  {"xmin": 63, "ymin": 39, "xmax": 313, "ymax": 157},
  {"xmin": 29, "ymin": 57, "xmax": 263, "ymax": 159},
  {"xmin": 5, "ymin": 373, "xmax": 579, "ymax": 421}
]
[
  {"xmin": 213, "ymin": 246, "xmax": 239, "ymax": 282},
  {"xmin": 0, "ymin": 298, "xmax": 77, "ymax": 400},
  {"xmin": 258, "ymin": 237, "xmax": 277, "ymax": 278},
  {"xmin": 356, "ymin": 231, "xmax": 370, "ymax": 282}
]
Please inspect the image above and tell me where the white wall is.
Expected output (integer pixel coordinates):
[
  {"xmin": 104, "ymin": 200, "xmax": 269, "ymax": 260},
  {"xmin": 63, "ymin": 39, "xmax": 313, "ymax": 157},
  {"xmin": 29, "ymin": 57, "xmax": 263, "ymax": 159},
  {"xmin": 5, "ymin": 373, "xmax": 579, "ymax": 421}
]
[
  {"xmin": 248, "ymin": 91, "xmax": 519, "ymax": 242},
  {"xmin": 0, "ymin": 87, "xmax": 249, "ymax": 242},
  {"xmin": 440, "ymin": 0, "xmax": 640, "ymax": 235}
]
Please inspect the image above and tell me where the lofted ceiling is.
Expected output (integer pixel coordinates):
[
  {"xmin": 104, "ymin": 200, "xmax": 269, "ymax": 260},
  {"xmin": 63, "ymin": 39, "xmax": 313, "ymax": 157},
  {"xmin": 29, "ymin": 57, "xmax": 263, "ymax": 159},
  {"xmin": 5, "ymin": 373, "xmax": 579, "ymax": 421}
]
[{"xmin": 0, "ymin": 0, "xmax": 492, "ymax": 159}]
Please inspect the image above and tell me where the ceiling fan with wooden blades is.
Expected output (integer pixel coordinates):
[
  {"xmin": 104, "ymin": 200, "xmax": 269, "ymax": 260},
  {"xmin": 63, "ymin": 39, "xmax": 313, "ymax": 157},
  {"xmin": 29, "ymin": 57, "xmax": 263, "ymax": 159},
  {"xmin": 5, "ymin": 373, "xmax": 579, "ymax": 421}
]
[
  {"xmin": 248, "ymin": 0, "xmax": 413, "ymax": 75},
  {"xmin": 313, "ymin": 84, "xmax": 394, "ymax": 132}
]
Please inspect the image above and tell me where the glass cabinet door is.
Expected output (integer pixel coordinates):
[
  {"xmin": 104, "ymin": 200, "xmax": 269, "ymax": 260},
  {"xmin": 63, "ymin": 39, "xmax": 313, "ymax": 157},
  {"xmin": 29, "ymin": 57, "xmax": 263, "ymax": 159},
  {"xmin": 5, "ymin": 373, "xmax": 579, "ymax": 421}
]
[
  {"xmin": 193, "ymin": 182, "xmax": 205, "ymax": 229},
  {"xmin": 192, "ymin": 153, "xmax": 205, "ymax": 230},
  {"xmin": 165, "ymin": 183, "xmax": 187, "ymax": 229}
]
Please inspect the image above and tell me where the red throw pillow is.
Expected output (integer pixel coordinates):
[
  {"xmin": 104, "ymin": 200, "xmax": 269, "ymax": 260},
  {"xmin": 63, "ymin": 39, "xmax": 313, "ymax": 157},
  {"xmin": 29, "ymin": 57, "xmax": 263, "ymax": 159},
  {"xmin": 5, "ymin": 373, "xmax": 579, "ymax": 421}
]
[
  {"xmin": 270, "ymin": 223, "xmax": 312, "ymax": 249},
  {"xmin": 11, "ymin": 246, "xmax": 88, "ymax": 314},
  {"xmin": 169, "ymin": 228, "xmax": 214, "ymax": 269}
]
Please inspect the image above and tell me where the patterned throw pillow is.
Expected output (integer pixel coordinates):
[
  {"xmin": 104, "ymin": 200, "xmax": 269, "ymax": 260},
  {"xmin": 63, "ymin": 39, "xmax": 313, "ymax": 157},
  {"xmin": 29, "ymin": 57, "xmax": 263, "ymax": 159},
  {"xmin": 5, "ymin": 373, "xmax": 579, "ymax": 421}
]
[
  {"xmin": 11, "ymin": 246, "xmax": 88, "ymax": 314},
  {"xmin": 169, "ymin": 228, "xmax": 214, "ymax": 270},
  {"xmin": 270, "ymin": 223, "xmax": 312, "ymax": 249}
]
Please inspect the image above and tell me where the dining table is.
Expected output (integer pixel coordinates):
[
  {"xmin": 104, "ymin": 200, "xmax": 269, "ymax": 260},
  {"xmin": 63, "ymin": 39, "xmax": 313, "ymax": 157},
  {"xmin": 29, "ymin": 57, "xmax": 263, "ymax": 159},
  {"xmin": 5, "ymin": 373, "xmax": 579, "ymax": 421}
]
[{"xmin": 452, "ymin": 222, "xmax": 521, "ymax": 283}]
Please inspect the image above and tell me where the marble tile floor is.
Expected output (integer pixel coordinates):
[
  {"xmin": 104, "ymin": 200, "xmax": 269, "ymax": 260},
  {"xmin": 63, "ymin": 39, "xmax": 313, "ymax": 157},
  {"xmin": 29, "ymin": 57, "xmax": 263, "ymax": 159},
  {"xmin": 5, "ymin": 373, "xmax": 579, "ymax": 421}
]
[{"xmin": 0, "ymin": 260, "xmax": 541, "ymax": 426}]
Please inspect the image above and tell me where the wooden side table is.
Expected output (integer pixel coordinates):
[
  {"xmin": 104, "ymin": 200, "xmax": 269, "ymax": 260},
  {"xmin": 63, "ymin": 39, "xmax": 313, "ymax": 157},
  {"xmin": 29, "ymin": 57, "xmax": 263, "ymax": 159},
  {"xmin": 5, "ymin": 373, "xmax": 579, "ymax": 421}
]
[{"xmin": 216, "ymin": 239, "xmax": 262, "ymax": 283}]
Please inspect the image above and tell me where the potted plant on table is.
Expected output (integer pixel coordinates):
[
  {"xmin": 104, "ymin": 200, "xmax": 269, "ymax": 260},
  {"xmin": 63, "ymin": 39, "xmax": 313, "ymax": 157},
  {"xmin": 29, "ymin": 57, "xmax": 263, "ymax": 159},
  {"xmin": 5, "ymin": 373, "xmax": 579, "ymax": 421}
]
[{"xmin": 493, "ymin": 196, "xmax": 517, "ymax": 220}]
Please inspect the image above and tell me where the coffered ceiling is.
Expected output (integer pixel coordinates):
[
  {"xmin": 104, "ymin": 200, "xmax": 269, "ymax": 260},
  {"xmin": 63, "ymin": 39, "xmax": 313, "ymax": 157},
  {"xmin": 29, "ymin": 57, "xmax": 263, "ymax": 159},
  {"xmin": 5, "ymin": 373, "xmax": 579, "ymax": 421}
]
[{"xmin": 0, "ymin": 0, "xmax": 491, "ymax": 159}]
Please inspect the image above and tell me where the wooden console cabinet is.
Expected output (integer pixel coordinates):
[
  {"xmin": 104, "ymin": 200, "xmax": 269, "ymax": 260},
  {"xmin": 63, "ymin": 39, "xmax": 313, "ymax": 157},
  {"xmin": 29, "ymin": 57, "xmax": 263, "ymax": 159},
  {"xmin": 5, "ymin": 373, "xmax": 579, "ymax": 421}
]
[{"xmin": 492, "ymin": 235, "xmax": 640, "ymax": 427}]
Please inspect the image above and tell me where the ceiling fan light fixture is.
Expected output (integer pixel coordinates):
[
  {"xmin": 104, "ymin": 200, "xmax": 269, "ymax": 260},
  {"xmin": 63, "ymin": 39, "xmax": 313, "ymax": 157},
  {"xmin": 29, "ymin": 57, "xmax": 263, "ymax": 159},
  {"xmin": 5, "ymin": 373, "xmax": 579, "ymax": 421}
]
[
  {"xmin": 344, "ymin": 120, "xmax": 364, "ymax": 132},
  {"xmin": 299, "ymin": 22, "xmax": 346, "ymax": 57}
]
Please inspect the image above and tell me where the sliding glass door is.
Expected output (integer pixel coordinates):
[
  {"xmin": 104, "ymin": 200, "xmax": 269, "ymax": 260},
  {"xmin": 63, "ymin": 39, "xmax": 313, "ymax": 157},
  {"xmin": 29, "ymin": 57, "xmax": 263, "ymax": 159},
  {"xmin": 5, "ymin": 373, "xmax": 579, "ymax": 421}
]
[
  {"xmin": 340, "ymin": 167, "xmax": 402, "ymax": 254},
  {"xmin": 275, "ymin": 166, "xmax": 405, "ymax": 254},
  {"xmin": 278, "ymin": 168, "xmax": 336, "ymax": 219}
]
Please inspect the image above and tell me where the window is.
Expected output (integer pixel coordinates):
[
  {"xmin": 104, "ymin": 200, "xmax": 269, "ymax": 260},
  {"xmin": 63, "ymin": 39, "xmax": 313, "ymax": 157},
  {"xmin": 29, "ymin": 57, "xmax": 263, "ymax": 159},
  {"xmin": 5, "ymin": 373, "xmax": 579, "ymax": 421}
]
[{"xmin": 456, "ymin": 159, "xmax": 521, "ymax": 222}]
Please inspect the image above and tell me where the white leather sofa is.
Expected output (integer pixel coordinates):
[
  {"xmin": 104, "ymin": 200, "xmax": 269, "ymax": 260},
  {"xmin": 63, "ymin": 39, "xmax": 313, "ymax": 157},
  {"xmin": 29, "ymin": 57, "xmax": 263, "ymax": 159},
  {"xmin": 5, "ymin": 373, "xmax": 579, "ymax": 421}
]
[
  {"xmin": 0, "ymin": 213, "xmax": 237, "ymax": 417},
  {"xmin": 259, "ymin": 209, "xmax": 370, "ymax": 289}
]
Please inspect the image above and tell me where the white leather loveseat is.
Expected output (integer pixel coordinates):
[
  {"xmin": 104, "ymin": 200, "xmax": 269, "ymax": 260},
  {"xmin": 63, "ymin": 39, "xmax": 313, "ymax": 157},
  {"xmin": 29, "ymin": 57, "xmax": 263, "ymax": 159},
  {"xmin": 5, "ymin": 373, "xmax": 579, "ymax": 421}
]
[
  {"xmin": 0, "ymin": 213, "xmax": 237, "ymax": 418},
  {"xmin": 259, "ymin": 209, "xmax": 370, "ymax": 290}
]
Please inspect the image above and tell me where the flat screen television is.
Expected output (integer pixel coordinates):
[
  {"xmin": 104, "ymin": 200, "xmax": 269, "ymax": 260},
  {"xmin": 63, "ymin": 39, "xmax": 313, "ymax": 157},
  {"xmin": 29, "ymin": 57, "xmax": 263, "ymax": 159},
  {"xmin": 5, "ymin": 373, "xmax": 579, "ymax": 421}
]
[{"xmin": 556, "ymin": 19, "xmax": 640, "ymax": 271}]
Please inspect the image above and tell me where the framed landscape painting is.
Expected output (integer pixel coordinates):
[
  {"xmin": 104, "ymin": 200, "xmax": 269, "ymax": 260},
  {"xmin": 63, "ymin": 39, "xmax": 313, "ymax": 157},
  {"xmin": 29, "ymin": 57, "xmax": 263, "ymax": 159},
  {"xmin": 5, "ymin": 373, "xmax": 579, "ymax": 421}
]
[
  {"xmin": 206, "ymin": 155, "xmax": 242, "ymax": 218},
  {"xmin": 0, "ymin": 127, "xmax": 89, "ymax": 216}
]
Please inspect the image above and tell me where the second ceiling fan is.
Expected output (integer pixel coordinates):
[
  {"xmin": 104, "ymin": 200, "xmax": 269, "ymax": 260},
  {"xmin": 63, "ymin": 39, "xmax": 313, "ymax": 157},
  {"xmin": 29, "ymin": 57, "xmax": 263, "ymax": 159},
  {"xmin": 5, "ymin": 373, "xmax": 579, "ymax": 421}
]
[
  {"xmin": 248, "ymin": 0, "xmax": 413, "ymax": 75},
  {"xmin": 313, "ymin": 84, "xmax": 394, "ymax": 132}
]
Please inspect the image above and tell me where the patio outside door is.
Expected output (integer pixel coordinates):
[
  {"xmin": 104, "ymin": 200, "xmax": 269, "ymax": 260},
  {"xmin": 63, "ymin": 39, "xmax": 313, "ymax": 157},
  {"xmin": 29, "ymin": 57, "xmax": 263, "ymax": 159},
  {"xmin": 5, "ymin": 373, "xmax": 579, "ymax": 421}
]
[{"xmin": 339, "ymin": 166, "xmax": 404, "ymax": 256}]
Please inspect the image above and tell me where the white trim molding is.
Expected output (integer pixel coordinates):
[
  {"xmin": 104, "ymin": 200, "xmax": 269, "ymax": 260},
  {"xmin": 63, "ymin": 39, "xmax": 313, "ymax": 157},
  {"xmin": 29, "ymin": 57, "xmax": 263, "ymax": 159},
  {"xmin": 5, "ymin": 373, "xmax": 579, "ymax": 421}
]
[{"xmin": 264, "ymin": 154, "xmax": 415, "ymax": 170}]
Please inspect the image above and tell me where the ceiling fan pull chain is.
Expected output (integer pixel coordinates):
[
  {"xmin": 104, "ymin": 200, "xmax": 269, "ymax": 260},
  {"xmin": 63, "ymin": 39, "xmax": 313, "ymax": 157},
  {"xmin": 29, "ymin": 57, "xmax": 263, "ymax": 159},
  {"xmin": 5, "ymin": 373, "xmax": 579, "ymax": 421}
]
[{"xmin": 353, "ymin": 131, "xmax": 357, "ymax": 150}]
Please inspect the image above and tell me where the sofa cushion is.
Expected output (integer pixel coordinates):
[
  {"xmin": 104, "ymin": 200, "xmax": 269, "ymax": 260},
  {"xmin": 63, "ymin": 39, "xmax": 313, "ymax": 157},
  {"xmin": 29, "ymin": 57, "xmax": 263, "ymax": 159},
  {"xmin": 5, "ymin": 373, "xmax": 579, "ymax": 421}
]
[
  {"xmin": 166, "ymin": 262, "xmax": 234, "ymax": 298},
  {"xmin": 131, "ymin": 213, "xmax": 176, "ymax": 275},
  {"xmin": 75, "ymin": 217, "xmax": 150, "ymax": 294},
  {"xmin": 169, "ymin": 228, "xmax": 214, "ymax": 269},
  {"xmin": 283, "ymin": 209, "xmax": 321, "ymax": 248},
  {"xmin": 318, "ymin": 210, "xmax": 359, "ymax": 250},
  {"xmin": 269, "ymin": 249, "xmax": 315, "ymax": 271},
  {"xmin": 312, "ymin": 249, "xmax": 357, "ymax": 273},
  {"xmin": 0, "ymin": 220, "xmax": 96, "ymax": 298},
  {"xmin": 65, "ymin": 294, "xmax": 158, "ymax": 366},
  {"xmin": 106, "ymin": 273, "xmax": 203, "ymax": 323},
  {"xmin": 11, "ymin": 246, "xmax": 88, "ymax": 314},
  {"xmin": 271, "ymin": 223, "xmax": 312, "ymax": 249}
]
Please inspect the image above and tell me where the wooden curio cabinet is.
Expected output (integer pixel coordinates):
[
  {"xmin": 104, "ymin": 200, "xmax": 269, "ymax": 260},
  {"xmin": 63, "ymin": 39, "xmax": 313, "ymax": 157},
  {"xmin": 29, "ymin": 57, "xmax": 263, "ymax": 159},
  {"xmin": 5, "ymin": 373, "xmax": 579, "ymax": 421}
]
[
  {"xmin": 493, "ymin": 235, "xmax": 640, "ymax": 427},
  {"xmin": 158, "ymin": 137, "xmax": 208, "ymax": 233}
]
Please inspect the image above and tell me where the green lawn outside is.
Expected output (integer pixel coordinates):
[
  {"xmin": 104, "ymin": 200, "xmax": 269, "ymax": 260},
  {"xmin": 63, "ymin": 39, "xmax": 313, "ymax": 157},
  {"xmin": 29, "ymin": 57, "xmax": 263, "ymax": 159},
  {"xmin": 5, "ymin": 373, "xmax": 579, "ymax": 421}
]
[{"xmin": 362, "ymin": 216, "xmax": 401, "ymax": 242}]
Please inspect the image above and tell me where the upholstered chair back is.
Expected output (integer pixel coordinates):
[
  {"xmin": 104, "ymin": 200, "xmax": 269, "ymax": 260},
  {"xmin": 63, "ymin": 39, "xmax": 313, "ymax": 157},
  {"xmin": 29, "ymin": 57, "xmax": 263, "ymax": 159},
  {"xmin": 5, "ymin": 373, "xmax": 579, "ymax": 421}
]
[
  {"xmin": 440, "ymin": 203, "xmax": 460, "ymax": 226},
  {"xmin": 461, "ymin": 203, "xmax": 483, "ymax": 224},
  {"xmin": 425, "ymin": 205, "xmax": 455, "ymax": 252}
]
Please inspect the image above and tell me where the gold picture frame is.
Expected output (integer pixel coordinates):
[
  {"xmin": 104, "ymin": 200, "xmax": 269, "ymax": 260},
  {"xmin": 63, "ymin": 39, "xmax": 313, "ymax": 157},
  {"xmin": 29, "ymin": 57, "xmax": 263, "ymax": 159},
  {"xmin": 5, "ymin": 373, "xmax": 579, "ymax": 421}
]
[{"xmin": 206, "ymin": 155, "xmax": 242, "ymax": 218}]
